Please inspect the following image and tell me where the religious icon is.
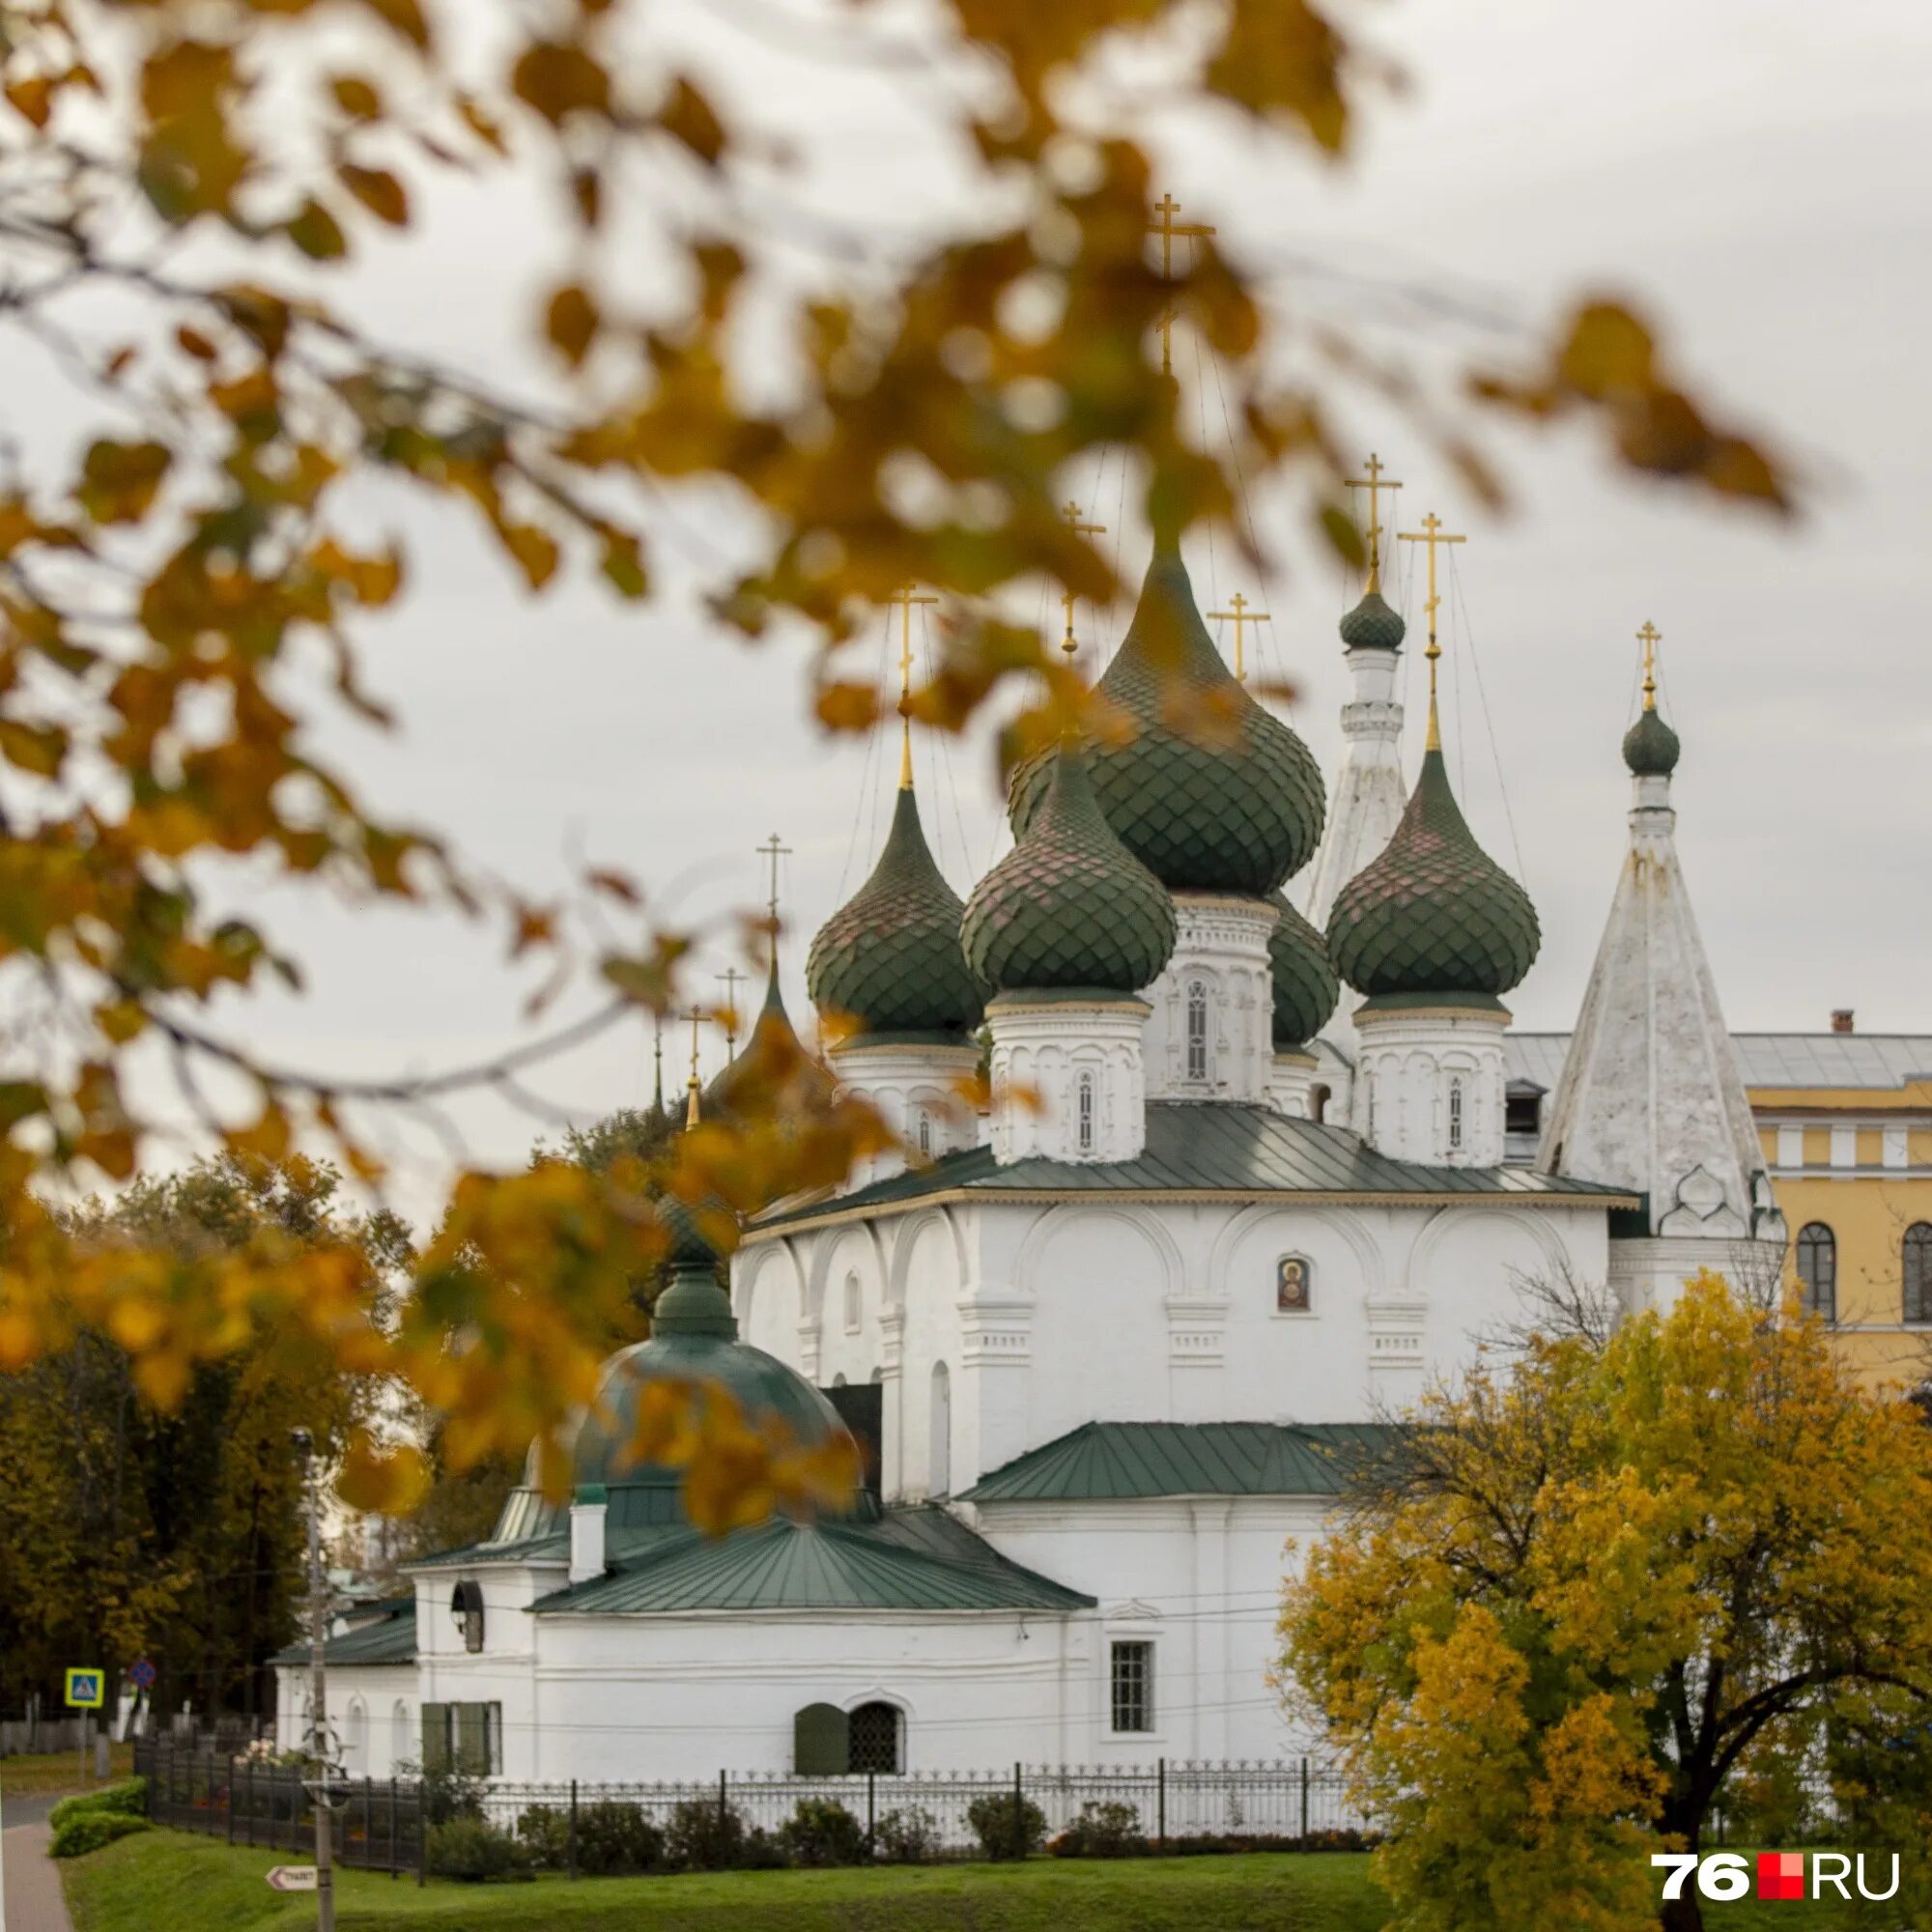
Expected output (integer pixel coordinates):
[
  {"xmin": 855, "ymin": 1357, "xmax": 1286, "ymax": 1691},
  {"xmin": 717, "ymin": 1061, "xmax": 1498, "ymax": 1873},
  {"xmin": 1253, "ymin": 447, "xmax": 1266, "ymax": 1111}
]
[{"xmin": 1276, "ymin": 1255, "xmax": 1312, "ymax": 1313}]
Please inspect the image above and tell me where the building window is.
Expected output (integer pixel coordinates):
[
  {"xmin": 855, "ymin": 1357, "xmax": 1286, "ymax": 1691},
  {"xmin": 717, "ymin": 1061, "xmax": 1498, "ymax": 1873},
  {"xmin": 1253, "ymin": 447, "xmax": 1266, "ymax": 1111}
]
[
  {"xmin": 450, "ymin": 1579, "xmax": 484, "ymax": 1654},
  {"xmin": 1447, "ymin": 1078, "xmax": 1464, "ymax": 1151},
  {"xmin": 1185, "ymin": 980, "xmax": 1209, "ymax": 1082},
  {"xmin": 421, "ymin": 1701, "xmax": 501, "ymax": 1776},
  {"xmin": 848, "ymin": 1701, "xmax": 903, "ymax": 1774},
  {"xmin": 1076, "ymin": 1071, "xmax": 1095, "ymax": 1152},
  {"xmin": 843, "ymin": 1270, "xmax": 861, "ymax": 1333},
  {"xmin": 1504, "ymin": 1086, "xmax": 1543, "ymax": 1140},
  {"xmin": 928, "ymin": 1360, "xmax": 952, "ymax": 1496},
  {"xmin": 916, "ymin": 1109, "xmax": 931, "ymax": 1156},
  {"xmin": 1796, "ymin": 1223, "xmax": 1836, "ymax": 1321},
  {"xmin": 1308, "ymin": 1083, "xmax": 1329, "ymax": 1124},
  {"xmin": 1905, "ymin": 1224, "xmax": 1932, "ymax": 1325},
  {"xmin": 1110, "ymin": 1640, "xmax": 1154, "ymax": 1734},
  {"xmin": 1276, "ymin": 1255, "xmax": 1313, "ymax": 1313}
]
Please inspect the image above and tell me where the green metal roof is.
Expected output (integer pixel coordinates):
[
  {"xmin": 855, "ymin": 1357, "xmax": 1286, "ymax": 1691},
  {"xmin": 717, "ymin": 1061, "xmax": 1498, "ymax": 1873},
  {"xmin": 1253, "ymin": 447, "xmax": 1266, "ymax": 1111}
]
[
  {"xmin": 271, "ymin": 1598, "xmax": 416, "ymax": 1668},
  {"xmin": 1268, "ymin": 892, "xmax": 1340, "ymax": 1050},
  {"xmin": 1623, "ymin": 704, "xmax": 1681, "ymax": 777},
  {"xmin": 533, "ymin": 1505, "xmax": 1092, "ymax": 1616},
  {"xmin": 963, "ymin": 1421, "xmax": 1400, "ymax": 1502},
  {"xmin": 1339, "ymin": 588, "xmax": 1406, "ymax": 652},
  {"xmin": 751, "ymin": 1101, "xmax": 1635, "ymax": 1236}
]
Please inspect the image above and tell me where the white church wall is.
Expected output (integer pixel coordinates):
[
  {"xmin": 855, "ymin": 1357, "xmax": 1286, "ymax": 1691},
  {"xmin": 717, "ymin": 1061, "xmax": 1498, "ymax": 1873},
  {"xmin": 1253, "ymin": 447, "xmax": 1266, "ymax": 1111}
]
[{"xmin": 273, "ymin": 1663, "xmax": 415, "ymax": 1779}]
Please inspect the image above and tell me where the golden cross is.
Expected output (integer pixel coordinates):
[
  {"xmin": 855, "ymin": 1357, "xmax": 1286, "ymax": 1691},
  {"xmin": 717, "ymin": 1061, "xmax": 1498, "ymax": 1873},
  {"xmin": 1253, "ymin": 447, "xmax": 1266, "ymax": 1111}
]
[
  {"xmin": 1636, "ymin": 620, "xmax": 1662, "ymax": 711},
  {"xmin": 885, "ymin": 584, "xmax": 938, "ymax": 786},
  {"xmin": 755, "ymin": 832, "xmax": 791, "ymax": 928},
  {"xmin": 1344, "ymin": 452, "xmax": 1404, "ymax": 591},
  {"xmin": 682, "ymin": 1005, "xmax": 706, "ymax": 1127},
  {"xmin": 1149, "ymin": 192, "xmax": 1215, "ymax": 376},
  {"xmin": 714, "ymin": 967, "xmax": 748, "ymax": 1050},
  {"xmin": 1059, "ymin": 500, "xmax": 1107, "ymax": 659},
  {"xmin": 1397, "ymin": 512, "xmax": 1466, "ymax": 747},
  {"xmin": 1208, "ymin": 590, "xmax": 1269, "ymax": 682}
]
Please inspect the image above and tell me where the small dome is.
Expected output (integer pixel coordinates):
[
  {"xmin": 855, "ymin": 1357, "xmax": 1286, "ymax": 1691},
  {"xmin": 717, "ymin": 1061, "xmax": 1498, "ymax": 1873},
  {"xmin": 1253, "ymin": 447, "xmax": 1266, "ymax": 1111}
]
[
  {"xmin": 1623, "ymin": 706, "xmax": 1681, "ymax": 778},
  {"xmin": 705, "ymin": 966, "xmax": 838, "ymax": 1124},
  {"xmin": 807, "ymin": 787, "xmax": 982, "ymax": 1039},
  {"xmin": 1327, "ymin": 746, "xmax": 1540, "ymax": 1000},
  {"xmin": 1339, "ymin": 589, "xmax": 1406, "ymax": 653},
  {"xmin": 657, "ymin": 1191, "xmax": 726, "ymax": 1271},
  {"xmin": 1268, "ymin": 892, "xmax": 1340, "ymax": 1050},
  {"xmin": 1008, "ymin": 541, "xmax": 1325, "ymax": 895},
  {"xmin": 963, "ymin": 739, "xmax": 1176, "ymax": 997}
]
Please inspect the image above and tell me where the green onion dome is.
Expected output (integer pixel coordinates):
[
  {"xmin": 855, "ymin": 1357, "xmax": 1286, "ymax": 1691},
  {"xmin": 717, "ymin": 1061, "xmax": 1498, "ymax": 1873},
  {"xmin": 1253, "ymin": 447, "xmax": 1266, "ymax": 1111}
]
[
  {"xmin": 1327, "ymin": 745, "xmax": 1541, "ymax": 1000},
  {"xmin": 705, "ymin": 965, "xmax": 838, "ymax": 1123},
  {"xmin": 1268, "ymin": 892, "xmax": 1340, "ymax": 1050},
  {"xmin": 1008, "ymin": 539, "xmax": 1326, "ymax": 895},
  {"xmin": 963, "ymin": 738, "xmax": 1177, "ymax": 996},
  {"xmin": 1622, "ymin": 704, "xmax": 1681, "ymax": 778},
  {"xmin": 1339, "ymin": 588, "xmax": 1406, "ymax": 652},
  {"xmin": 807, "ymin": 786, "xmax": 983, "ymax": 1039}
]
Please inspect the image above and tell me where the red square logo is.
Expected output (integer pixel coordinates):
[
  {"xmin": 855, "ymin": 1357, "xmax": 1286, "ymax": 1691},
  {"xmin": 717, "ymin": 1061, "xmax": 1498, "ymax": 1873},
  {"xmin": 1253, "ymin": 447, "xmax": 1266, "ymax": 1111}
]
[{"xmin": 1758, "ymin": 1851, "xmax": 1804, "ymax": 1900}]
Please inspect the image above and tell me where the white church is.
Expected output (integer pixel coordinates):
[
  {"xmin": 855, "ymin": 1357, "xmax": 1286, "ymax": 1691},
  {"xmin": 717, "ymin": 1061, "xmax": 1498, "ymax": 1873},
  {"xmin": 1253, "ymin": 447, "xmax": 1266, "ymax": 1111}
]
[{"xmin": 280, "ymin": 502, "xmax": 1785, "ymax": 1786}]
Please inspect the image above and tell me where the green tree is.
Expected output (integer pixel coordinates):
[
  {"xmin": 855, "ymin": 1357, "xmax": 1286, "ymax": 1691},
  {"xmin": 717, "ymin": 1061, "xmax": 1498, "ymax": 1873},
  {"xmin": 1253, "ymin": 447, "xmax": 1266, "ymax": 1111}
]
[{"xmin": 1280, "ymin": 1272, "xmax": 1932, "ymax": 1932}]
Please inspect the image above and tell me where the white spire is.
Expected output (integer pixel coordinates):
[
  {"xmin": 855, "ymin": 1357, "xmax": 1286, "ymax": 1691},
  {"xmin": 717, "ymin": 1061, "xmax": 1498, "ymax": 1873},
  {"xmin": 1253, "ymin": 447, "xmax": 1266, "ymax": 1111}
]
[{"xmin": 1538, "ymin": 679, "xmax": 1784, "ymax": 1307}]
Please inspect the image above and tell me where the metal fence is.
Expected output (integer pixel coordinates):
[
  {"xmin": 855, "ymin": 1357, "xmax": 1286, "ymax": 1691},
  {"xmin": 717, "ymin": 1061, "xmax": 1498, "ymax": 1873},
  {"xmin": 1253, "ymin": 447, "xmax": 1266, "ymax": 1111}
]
[{"xmin": 136, "ymin": 1740, "xmax": 423, "ymax": 1877}]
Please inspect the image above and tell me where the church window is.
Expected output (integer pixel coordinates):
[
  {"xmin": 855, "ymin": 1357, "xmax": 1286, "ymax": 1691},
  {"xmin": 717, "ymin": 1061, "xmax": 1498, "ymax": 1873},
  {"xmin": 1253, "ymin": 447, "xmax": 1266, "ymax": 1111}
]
[
  {"xmin": 1448, "ymin": 1078, "xmax": 1464, "ymax": 1151},
  {"xmin": 928, "ymin": 1361, "xmax": 952, "ymax": 1495},
  {"xmin": 450, "ymin": 1579, "xmax": 484, "ymax": 1654},
  {"xmin": 1186, "ymin": 980, "xmax": 1209, "ymax": 1082},
  {"xmin": 843, "ymin": 1269, "xmax": 861, "ymax": 1333},
  {"xmin": 390, "ymin": 1700, "xmax": 411, "ymax": 1767},
  {"xmin": 1905, "ymin": 1224, "xmax": 1932, "ymax": 1324},
  {"xmin": 1505, "ymin": 1086, "xmax": 1543, "ymax": 1139},
  {"xmin": 344, "ymin": 1700, "xmax": 367, "ymax": 1773},
  {"xmin": 1796, "ymin": 1223, "xmax": 1836, "ymax": 1321},
  {"xmin": 1077, "ymin": 1071, "xmax": 1095, "ymax": 1152},
  {"xmin": 1110, "ymin": 1640, "xmax": 1154, "ymax": 1734},
  {"xmin": 1308, "ymin": 1083, "xmax": 1329, "ymax": 1124},
  {"xmin": 916, "ymin": 1109, "xmax": 931, "ymax": 1156},
  {"xmin": 848, "ymin": 1701, "xmax": 903, "ymax": 1774}
]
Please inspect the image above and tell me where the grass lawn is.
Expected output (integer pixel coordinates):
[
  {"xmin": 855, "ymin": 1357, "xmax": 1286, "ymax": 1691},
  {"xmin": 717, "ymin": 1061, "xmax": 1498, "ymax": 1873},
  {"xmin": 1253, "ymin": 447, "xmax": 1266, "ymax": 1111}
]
[
  {"xmin": 60, "ymin": 1827, "xmax": 1902, "ymax": 1932},
  {"xmin": 0, "ymin": 1744, "xmax": 134, "ymax": 1801}
]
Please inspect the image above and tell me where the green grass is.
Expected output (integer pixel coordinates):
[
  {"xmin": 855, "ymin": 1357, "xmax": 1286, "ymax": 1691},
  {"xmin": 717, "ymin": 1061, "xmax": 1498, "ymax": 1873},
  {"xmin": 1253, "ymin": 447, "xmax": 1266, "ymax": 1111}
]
[
  {"xmin": 61, "ymin": 1827, "xmax": 1901, "ymax": 1932},
  {"xmin": 1, "ymin": 1744, "xmax": 134, "ymax": 1801}
]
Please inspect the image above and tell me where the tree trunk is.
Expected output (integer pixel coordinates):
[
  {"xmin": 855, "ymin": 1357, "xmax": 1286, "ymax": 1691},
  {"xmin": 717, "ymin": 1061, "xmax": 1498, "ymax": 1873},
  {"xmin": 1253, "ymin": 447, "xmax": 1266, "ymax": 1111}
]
[{"xmin": 1657, "ymin": 1794, "xmax": 1705, "ymax": 1932}]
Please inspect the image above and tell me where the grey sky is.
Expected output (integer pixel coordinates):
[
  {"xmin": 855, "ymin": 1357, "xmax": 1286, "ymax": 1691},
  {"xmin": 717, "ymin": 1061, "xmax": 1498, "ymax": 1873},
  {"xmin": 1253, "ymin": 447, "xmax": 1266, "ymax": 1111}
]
[{"xmin": 73, "ymin": 0, "xmax": 1930, "ymax": 1228}]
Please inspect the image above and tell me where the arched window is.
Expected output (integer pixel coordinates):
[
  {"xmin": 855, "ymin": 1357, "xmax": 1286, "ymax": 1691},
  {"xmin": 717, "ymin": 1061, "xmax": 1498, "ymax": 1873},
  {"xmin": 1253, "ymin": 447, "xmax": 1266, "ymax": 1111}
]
[
  {"xmin": 1185, "ymin": 980, "xmax": 1209, "ymax": 1082},
  {"xmin": 450, "ymin": 1579, "xmax": 484, "ymax": 1654},
  {"xmin": 344, "ymin": 1699, "xmax": 368, "ymax": 1773},
  {"xmin": 1796, "ymin": 1223, "xmax": 1836, "ymax": 1321},
  {"xmin": 1905, "ymin": 1224, "xmax": 1932, "ymax": 1325},
  {"xmin": 1447, "ymin": 1078, "xmax": 1464, "ymax": 1151},
  {"xmin": 1076, "ymin": 1070, "xmax": 1096, "ymax": 1152},
  {"xmin": 928, "ymin": 1361, "xmax": 952, "ymax": 1496},
  {"xmin": 842, "ymin": 1269, "xmax": 861, "ymax": 1333},
  {"xmin": 848, "ymin": 1701, "xmax": 903, "ymax": 1774},
  {"xmin": 391, "ymin": 1700, "xmax": 412, "ymax": 1768},
  {"xmin": 916, "ymin": 1109, "xmax": 931, "ymax": 1156},
  {"xmin": 1308, "ymin": 1083, "xmax": 1329, "ymax": 1124}
]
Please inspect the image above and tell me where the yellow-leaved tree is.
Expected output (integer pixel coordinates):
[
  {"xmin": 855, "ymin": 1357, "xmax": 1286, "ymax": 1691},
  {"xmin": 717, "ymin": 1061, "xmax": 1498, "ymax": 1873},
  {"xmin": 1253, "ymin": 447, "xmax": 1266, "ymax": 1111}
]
[
  {"xmin": 0, "ymin": 0, "xmax": 1792, "ymax": 1522},
  {"xmin": 1279, "ymin": 1271, "xmax": 1932, "ymax": 1932}
]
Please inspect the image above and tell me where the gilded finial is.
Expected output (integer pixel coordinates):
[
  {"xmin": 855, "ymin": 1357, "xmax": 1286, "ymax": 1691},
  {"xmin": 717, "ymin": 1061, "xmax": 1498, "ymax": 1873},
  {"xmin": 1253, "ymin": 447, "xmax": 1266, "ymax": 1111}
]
[
  {"xmin": 1345, "ymin": 452, "xmax": 1404, "ymax": 595},
  {"xmin": 1148, "ymin": 192, "xmax": 1215, "ymax": 377},
  {"xmin": 1208, "ymin": 590, "xmax": 1269, "ymax": 683},
  {"xmin": 1636, "ymin": 620, "xmax": 1662, "ymax": 712},
  {"xmin": 886, "ymin": 584, "xmax": 938, "ymax": 789},
  {"xmin": 682, "ymin": 1005, "xmax": 705, "ymax": 1128},
  {"xmin": 1398, "ymin": 512, "xmax": 1466, "ymax": 751},
  {"xmin": 651, "ymin": 1010, "xmax": 665, "ymax": 1116},
  {"xmin": 1059, "ymin": 500, "xmax": 1106, "ymax": 663}
]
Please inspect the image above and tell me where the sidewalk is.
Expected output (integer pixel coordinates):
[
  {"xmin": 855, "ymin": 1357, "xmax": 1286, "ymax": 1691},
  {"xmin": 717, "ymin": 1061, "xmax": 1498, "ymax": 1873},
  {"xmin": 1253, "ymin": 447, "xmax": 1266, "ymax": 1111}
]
[{"xmin": 2, "ymin": 1799, "xmax": 76, "ymax": 1932}]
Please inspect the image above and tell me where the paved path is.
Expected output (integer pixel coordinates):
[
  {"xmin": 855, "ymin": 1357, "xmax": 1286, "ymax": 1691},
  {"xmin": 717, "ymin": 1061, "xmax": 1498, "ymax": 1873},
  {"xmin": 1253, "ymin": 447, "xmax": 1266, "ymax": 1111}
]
[{"xmin": 3, "ymin": 1798, "xmax": 76, "ymax": 1932}]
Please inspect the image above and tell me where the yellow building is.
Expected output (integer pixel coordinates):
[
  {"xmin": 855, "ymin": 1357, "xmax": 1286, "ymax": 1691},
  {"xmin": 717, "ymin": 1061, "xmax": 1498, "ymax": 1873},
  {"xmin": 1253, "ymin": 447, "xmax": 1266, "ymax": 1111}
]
[{"xmin": 1510, "ymin": 1022, "xmax": 1932, "ymax": 1389}]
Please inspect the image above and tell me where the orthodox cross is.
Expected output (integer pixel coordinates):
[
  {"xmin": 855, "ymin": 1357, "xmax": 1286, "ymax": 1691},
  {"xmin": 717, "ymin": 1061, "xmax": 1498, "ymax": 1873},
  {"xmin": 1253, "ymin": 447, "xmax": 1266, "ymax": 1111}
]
[
  {"xmin": 1397, "ymin": 512, "xmax": 1466, "ymax": 746},
  {"xmin": 713, "ymin": 967, "xmax": 748, "ymax": 1050},
  {"xmin": 886, "ymin": 584, "xmax": 938, "ymax": 786},
  {"xmin": 1148, "ymin": 192, "xmax": 1215, "ymax": 375},
  {"xmin": 755, "ymin": 832, "xmax": 790, "ymax": 927},
  {"xmin": 651, "ymin": 1010, "xmax": 665, "ymax": 1115},
  {"xmin": 1636, "ymin": 620, "xmax": 1662, "ymax": 711},
  {"xmin": 682, "ymin": 1004, "xmax": 706, "ymax": 1128},
  {"xmin": 1059, "ymin": 500, "xmax": 1106, "ymax": 660},
  {"xmin": 1344, "ymin": 452, "xmax": 1404, "ymax": 591},
  {"xmin": 1208, "ymin": 591, "xmax": 1269, "ymax": 682}
]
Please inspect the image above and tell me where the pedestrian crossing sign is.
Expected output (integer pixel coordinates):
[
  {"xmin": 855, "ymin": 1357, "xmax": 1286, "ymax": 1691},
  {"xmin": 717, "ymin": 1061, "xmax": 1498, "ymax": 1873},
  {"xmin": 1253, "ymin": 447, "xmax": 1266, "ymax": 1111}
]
[{"xmin": 65, "ymin": 1667, "xmax": 104, "ymax": 1709}]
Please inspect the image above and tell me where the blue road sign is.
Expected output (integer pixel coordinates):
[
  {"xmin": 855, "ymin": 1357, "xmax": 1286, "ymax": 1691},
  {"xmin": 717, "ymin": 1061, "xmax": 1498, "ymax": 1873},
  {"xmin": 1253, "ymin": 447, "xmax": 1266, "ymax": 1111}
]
[
  {"xmin": 128, "ymin": 1659, "xmax": 157, "ymax": 1690},
  {"xmin": 64, "ymin": 1667, "xmax": 104, "ymax": 1710}
]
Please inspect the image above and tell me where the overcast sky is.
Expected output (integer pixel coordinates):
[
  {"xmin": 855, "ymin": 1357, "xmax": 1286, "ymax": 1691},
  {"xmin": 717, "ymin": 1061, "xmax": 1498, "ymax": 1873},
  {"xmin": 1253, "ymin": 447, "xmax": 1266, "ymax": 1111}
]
[{"xmin": 59, "ymin": 0, "xmax": 1929, "ymax": 1229}]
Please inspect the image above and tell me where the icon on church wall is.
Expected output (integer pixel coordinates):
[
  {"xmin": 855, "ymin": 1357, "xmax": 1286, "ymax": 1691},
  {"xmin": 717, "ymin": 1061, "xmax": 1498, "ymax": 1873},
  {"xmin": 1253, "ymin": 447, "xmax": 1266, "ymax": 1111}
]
[{"xmin": 1276, "ymin": 1255, "xmax": 1312, "ymax": 1312}]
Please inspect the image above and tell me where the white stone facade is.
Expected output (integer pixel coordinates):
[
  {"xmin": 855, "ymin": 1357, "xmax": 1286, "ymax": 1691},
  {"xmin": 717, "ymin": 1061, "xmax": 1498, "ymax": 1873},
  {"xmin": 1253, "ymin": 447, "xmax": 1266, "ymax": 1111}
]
[
  {"xmin": 1351, "ymin": 1000, "xmax": 1509, "ymax": 1168},
  {"xmin": 987, "ymin": 995, "xmax": 1150, "ymax": 1164},
  {"xmin": 827, "ymin": 1038, "xmax": 982, "ymax": 1184},
  {"xmin": 1141, "ymin": 895, "xmax": 1278, "ymax": 1104}
]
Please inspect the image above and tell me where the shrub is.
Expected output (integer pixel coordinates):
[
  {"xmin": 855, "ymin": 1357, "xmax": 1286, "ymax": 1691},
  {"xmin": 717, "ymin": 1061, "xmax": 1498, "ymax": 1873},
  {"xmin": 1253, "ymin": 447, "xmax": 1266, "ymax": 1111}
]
[
  {"xmin": 1048, "ymin": 1800, "xmax": 1147, "ymax": 1859},
  {"xmin": 664, "ymin": 1797, "xmax": 747, "ymax": 1871},
  {"xmin": 48, "ymin": 1778, "xmax": 147, "ymax": 1833},
  {"xmin": 740, "ymin": 1825, "xmax": 789, "ymax": 1870},
  {"xmin": 778, "ymin": 1797, "xmax": 867, "ymax": 1866},
  {"xmin": 966, "ymin": 1790, "xmax": 1046, "ymax": 1861},
  {"xmin": 515, "ymin": 1805, "xmax": 571, "ymax": 1870},
  {"xmin": 873, "ymin": 1804, "xmax": 941, "ymax": 1863},
  {"xmin": 425, "ymin": 1815, "xmax": 532, "ymax": 1882},
  {"xmin": 49, "ymin": 1813, "xmax": 151, "ymax": 1860},
  {"xmin": 576, "ymin": 1801, "xmax": 668, "ymax": 1875}
]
